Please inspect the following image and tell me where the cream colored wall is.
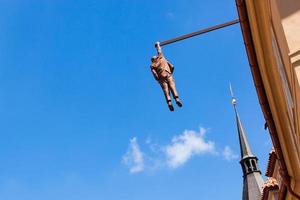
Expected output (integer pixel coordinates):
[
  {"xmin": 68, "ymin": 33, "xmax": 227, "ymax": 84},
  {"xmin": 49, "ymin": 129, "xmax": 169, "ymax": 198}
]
[
  {"xmin": 275, "ymin": 0, "xmax": 300, "ymax": 155},
  {"xmin": 275, "ymin": 0, "xmax": 300, "ymax": 90},
  {"xmin": 270, "ymin": 0, "xmax": 300, "ymax": 152},
  {"xmin": 276, "ymin": 0, "xmax": 300, "ymax": 54}
]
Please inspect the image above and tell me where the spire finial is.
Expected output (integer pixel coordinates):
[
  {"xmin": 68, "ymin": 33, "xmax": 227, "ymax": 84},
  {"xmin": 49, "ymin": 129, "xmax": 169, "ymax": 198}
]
[{"xmin": 229, "ymin": 82, "xmax": 237, "ymax": 106}]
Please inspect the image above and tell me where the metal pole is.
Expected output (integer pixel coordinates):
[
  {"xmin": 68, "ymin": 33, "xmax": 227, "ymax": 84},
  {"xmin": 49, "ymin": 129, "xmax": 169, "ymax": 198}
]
[{"xmin": 158, "ymin": 19, "xmax": 240, "ymax": 47}]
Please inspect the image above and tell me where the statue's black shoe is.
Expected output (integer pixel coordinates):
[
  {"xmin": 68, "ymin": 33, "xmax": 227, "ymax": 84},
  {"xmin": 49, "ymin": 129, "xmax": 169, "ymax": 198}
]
[
  {"xmin": 168, "ymin": 104, "xmax": 174, "ymax": 111},
  {"xmin": 176, "ymin": 99, "xmax": 183, "ymax": 107}
]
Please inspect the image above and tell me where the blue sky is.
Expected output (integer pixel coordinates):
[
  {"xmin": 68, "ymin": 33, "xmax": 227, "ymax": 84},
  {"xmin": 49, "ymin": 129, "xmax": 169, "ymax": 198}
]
[{"xmin": 0, "ymin": 0, "xmax": 272, "ymax": 199}]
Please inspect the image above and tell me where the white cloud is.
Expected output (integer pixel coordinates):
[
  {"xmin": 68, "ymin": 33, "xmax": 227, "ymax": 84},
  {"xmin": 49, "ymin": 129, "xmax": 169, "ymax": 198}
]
[
  {"xmin": 165, "ymin": 127, "xmax": 216, "ymax": 168},
  {"xmin": 222, "ymin": 146, "xmax": 238, "ymax": 161},
  {"xmin": 122, "ymin": 137, "xmax": 144, "ymax": 173},
  {"xmin": 122, "ymin": 127, "xmax": 239, "ymax": 173}
]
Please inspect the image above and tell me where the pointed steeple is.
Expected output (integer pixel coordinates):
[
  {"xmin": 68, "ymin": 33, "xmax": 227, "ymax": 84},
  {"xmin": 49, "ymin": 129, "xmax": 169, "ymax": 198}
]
[
  {"xmin": 232, "ymin": 98, "xmax": 254, "ymax": 159},
  {"xmin": 230, "ymin": 85, "xmax": 264, "ymax": 200}
]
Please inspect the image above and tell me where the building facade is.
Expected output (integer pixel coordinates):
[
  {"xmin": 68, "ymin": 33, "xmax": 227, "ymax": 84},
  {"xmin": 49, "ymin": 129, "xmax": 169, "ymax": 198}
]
[{"xmin": 235, "ymin": 0, "xmax": 300, "ymax": 199}]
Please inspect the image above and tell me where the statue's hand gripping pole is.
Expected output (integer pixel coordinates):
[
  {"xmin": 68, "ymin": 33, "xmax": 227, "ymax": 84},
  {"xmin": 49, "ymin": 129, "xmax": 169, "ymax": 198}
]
[{"xmin": 155, "ymin": 41, "xmax": 162, "ymax": 55}]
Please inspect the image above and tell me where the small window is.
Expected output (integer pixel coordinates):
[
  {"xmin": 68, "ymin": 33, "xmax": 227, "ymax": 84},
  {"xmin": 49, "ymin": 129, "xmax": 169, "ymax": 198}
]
[{"xmin": 251, "ymin": 160, "xmax": 257, "ymax": 171}]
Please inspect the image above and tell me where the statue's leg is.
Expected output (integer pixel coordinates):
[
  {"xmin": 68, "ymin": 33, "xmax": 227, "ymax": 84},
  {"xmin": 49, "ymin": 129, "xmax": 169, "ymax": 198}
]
[
  {"xmin": 160, "ymin": 80, "xmax": 174, "ymax": 111},
  {"xmin": 168, "ymin": 76, "xmax": 179, "ymax": 98},
  {"xmin": 161, "ymin": 81, "xmax": 171, "ymax": 102},
  {"xmin": 168, "ymin": 76, "xmax": 182, "ymax": 107}
]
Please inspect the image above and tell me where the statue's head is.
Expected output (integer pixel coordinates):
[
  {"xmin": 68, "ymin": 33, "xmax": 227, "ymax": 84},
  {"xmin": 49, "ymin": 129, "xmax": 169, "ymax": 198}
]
[{"xmin": 151, "ymin": 55, "xmax": 158, "ymax": 62}]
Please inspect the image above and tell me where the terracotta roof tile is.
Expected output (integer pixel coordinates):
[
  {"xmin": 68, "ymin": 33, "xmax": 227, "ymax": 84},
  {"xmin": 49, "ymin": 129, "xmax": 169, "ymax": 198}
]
[
  {"xmin": 261, "ymin": 177, "xmax": 279, "ymax": 200},
  {"xmin": 265, "ymin": 148, "xmax": 277, "ymax": 177}
]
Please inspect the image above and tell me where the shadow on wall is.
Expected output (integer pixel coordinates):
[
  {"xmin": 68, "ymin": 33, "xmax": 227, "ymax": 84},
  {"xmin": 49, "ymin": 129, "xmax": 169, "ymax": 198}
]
[{"xmin": 276, "ymin": 0, "xmax": 300, "ymax": 19}]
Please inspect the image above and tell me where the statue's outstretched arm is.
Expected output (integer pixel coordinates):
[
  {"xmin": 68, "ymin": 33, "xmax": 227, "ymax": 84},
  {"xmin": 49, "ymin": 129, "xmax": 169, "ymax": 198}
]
[{"xmin": 155, "ymin": 42, "xmax": 163, "ymax": 57}]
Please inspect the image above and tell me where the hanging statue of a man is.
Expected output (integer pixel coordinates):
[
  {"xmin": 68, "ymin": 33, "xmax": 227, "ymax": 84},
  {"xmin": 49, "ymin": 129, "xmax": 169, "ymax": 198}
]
[{"xmin": 150, "ymin": 42, "xmax": 182, "ymax": 111}]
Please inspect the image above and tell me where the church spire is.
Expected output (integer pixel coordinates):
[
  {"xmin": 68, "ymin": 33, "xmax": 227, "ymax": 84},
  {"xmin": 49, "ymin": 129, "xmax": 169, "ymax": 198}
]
[
  {"xmin": 231, "ymin": 93, "xmax": 254, "ymax": 159},
  {"xmin": 230, "ymin": 85, "xmax": 264, "ymax": 200}
]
